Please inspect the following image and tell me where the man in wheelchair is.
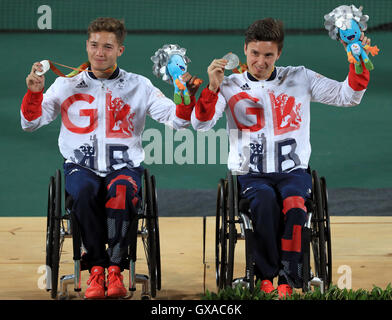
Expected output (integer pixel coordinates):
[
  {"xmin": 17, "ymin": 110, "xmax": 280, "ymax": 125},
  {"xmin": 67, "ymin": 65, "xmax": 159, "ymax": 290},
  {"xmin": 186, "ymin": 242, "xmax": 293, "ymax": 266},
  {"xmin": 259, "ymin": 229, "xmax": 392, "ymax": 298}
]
[
  {"xmin": 192, "ymin": 18, "xmax": 370, "ymax": 297},
  {"xmin": 21, "ymin": 17, "xmax": 200, "ymax": 299}
]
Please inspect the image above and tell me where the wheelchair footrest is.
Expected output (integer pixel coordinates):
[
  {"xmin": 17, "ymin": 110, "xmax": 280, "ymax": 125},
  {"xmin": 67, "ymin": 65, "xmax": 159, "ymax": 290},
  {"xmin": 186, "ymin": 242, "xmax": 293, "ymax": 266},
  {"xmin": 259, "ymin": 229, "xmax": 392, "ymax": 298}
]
[
  {"xmin": 232, "ymin": 277, "xmax": 251, "ymax": 289},
  {"xmin": 59, "ymin": 274, "xmax": 81, "ymax": 300},
  {"xmin": 135, "ymin": 274, "xmax": 151, "ymax": 299},
  {"xmin": 308, "ymin": 276, "xmax": 325, "ymax": 294},
  {"xmin": 58, "ymin": 273, "xmax": 153, "ymax": 300}
]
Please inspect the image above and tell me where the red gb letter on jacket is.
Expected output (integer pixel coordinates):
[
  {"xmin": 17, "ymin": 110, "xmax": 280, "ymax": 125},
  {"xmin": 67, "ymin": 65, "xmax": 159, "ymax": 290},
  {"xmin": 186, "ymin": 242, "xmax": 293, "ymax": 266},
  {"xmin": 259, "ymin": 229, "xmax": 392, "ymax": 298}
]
[
  {"xmin": 228, "ymin": 92, "xmax": 265, "ymax": 132},
  {"xmin": 269, "ymin": 92, "xmax": 302, "ymax": 136},
  {"xmin": 61, "ymin": 94, "xmax": 97, "ymax": 134}
]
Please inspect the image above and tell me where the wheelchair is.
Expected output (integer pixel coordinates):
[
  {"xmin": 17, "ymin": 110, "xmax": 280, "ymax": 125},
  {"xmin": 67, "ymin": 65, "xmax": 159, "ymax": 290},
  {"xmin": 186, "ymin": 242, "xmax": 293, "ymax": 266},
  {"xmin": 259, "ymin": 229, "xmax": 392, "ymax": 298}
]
[
  {"xmin": 215, "ymin": 169, "xmax": 332, "ymax": 294},
  {"xmin": 45, "ymin": 168, "xmax": 161, "ymax": 300}
]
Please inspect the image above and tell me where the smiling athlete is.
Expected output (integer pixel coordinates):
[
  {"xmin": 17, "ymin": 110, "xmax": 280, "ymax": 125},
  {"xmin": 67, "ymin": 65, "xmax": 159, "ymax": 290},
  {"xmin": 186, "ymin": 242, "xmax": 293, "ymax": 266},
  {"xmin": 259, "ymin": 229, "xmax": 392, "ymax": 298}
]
[
  {"xmin": 192, "ymin": 18, "xmax": 371, "ymax": 297},
  {"xmin": 22, "ymin": 17, "xmax": 199, "ymax": 299}
]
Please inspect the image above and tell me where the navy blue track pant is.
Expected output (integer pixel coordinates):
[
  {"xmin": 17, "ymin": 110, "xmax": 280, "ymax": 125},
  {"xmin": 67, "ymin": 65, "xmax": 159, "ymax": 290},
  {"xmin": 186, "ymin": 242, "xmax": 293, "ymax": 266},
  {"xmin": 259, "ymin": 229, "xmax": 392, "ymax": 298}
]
[
  {"xmin": 237, "ymin": 168, "xmax": 312, "ymax": 288},
  {"xmin": 64, "ymin": 163, "xmax": 143, "ymax": 270}
]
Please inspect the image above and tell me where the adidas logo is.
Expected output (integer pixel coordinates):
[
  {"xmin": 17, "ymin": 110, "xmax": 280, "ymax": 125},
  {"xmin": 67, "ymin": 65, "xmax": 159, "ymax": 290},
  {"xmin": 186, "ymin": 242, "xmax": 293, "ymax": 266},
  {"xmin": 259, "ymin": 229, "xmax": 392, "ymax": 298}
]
[
  {"xmin": 240, "ymin": 83, "xmax": 250, "ymax": 90},
  {"xmin": 76, "ymin": 80, "xmax": 88, "ymax": 88}
]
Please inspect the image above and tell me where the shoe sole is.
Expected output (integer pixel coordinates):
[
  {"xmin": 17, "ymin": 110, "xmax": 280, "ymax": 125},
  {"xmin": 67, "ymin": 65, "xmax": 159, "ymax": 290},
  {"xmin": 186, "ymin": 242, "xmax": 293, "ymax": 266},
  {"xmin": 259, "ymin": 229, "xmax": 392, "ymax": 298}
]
[
  {"xmin": 107, "ymin": 290, "xmax": 128, "ymax": 299},
  {"xmin": 84, "ymin": 295, "xmax": 106, "ymax": 299},
  {"xmin": 106, "ymin": 295, "xmax": 128, "ymax": 299}
]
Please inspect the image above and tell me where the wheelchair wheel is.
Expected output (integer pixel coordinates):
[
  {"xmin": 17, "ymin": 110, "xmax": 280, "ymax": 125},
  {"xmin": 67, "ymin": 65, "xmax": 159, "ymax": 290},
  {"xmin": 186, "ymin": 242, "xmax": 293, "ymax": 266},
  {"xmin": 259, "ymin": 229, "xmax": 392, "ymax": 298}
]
[
  {"xmin": 151, "ymin": 175, "xmax": 161, "ymax": 291},
  {"xmin": 142, "ymin": 169, "xmax": 158, "ymax": 298},
  {"xmin": 320, "ymin": 176, "xmax": 332, "ymax": 289},
  {"xmin": 310, "ymin": 170, "xmax": 327, "ymax": 287},
  {"xmin": 225, "ymin": 172, "xmax": 236, "ymax": 286},
  {"xmin": 45, "ymin": 169, "xmax": 62, "ymax": 299},
  {"xmin": 215, "ymin": 173, "xmax": 236, "ymax": 290},
  {"xmin": 46, "ymin": 177, "xmax": 54, "ymax": 277},
  {"xmin": 215, "ymin": 179, "xmax": 227, "ymax": 289}
]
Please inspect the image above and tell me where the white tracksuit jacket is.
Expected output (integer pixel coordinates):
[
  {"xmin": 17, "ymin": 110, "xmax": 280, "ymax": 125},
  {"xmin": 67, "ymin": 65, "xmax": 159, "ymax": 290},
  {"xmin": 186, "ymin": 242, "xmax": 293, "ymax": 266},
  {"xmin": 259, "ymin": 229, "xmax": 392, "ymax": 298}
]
[
  {"xmin": 191, "ymin": 65, "xmax": 369, "ymax": 174},
  {"xmin": 21, "ymin": 68, "xmax": 193, "ymax": 176}
]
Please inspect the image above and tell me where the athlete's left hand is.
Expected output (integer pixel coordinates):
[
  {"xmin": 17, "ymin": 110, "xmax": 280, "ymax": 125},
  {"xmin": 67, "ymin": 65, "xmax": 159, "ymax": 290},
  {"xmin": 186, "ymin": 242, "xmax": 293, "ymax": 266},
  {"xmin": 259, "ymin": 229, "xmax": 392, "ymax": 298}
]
[{"xmin": 182, "ymin": 72, "xmax": 202, "ymax": 96}]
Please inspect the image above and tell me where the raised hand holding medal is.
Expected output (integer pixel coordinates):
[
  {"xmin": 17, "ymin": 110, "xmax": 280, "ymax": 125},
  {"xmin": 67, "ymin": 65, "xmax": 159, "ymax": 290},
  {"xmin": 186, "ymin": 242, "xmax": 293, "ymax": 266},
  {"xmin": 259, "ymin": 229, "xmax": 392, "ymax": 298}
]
[{"xmin": 35, "ymin": 60, "xmax": 50, "ymax": 76}]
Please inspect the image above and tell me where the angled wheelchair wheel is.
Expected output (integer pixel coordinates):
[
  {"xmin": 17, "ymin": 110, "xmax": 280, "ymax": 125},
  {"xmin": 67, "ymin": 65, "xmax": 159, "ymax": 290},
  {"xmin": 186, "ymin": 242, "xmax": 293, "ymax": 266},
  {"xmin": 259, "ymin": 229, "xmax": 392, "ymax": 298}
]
[
  {"xmin": 142, "ymin": 169, "xmax": 158, "ymax": 298},
  {"xmin": 215, "ymin": 178, "xmax": 227, "ymax": 290},
  {"xmin": 151, "ymin": 175, "xmax": 161, "ymax": 291},
  {"xmin": 320, "ymin": 176, "xmax": 332, "ymax": 289},
  {"xmin": 225, "ymin": 171, "xmax": 237, "ymax": 287},
  {"xmin": 45, "ymin": 169, "xmax": 62, "ymax": 299},
  {"xmin": 215, "ymin": 173, "xmax": 237, "ymax": 290},
  {"xmin": 310, "ymin": 170, "xmax": 327, "ymax": 288},
  {"xmin": 46, "ymin": 176, "xmax": 55, "ymax": 278}
]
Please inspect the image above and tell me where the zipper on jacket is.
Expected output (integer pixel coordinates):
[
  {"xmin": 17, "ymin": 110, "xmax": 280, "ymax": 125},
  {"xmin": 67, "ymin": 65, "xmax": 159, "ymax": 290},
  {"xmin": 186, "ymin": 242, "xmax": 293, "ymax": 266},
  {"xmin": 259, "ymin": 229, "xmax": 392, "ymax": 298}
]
[{"xmin": 97, "ymin": 80, "xmax": 106, "ymax": 172}]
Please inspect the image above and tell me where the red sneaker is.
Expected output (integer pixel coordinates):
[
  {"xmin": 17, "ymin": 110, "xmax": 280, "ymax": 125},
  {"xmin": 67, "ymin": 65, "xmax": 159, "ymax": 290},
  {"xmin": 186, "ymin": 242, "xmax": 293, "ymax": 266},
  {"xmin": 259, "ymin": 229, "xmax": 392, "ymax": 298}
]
[
  {"xmin": 84, "ymin": 266, "xmax": 105, "ymax": 299},
  {"xmin": 277, "ymin": 284, "xmax": 293, "ymax": 299},
  {"xmin": 260, "ymin": 279, "xmax": 275, "ymax": 294},
  {"xmin": 106, "ymin": 266, "xmax": 127, "ymax": 298}
]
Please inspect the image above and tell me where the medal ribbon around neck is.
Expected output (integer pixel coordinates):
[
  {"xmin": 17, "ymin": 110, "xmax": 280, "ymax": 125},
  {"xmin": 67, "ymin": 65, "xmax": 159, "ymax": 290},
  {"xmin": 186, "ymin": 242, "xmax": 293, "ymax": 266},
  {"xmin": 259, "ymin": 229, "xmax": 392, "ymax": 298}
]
[
  {"xmin": 231, "ymin": 61, "xmax": 248, "ymax": 74},
  {"xmin": 45, "ymin": 60, "xmax": 117, "ymax": 77}
]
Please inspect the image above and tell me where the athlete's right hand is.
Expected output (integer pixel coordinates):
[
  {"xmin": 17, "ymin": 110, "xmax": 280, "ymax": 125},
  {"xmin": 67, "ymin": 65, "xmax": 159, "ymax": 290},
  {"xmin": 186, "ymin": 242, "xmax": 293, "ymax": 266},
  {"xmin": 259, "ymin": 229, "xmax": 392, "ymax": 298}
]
[
  {"xmin": 26, "ymin": 62, "xmax": 45, "ymax": 92},
  {"xmin": 207, "ymin": 59, "xmax": 227, "ymax": 93}
]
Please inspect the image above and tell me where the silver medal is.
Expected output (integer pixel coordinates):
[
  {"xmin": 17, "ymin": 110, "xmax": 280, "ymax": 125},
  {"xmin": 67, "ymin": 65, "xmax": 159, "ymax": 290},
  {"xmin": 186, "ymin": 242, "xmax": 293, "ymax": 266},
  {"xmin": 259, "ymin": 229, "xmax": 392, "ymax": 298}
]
[
  {"xmin": 35, "ymin": 60, "xmax": 50, "ymax": 76},
  {"xmin": 222, "ymin": 52, "xmax": 239, "ymax": 70}
]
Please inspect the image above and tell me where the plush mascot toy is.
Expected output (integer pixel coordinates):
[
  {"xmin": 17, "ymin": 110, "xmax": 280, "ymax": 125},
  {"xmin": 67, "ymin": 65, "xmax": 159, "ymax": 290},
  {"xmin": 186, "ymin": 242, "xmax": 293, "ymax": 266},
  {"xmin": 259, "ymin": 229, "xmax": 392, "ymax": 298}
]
[
  {"xmin": 151, "ymin": 44, "xmax": 202, "ymax": 105},
  {"xmin": 324, "ymin": 4, "xmax": 379, "ymax": 74}
]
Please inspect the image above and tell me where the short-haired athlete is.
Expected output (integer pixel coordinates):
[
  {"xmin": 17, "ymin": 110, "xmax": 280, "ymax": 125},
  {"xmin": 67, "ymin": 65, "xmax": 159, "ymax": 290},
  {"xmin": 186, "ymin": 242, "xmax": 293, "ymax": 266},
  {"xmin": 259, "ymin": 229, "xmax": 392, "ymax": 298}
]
[
  {"xmin": 21, "ymin": 17, "xmax": 199, "ymax": 299},
  {"xmin": 191, "ymin": 18, "xmax": 370, "ymax": 298}
]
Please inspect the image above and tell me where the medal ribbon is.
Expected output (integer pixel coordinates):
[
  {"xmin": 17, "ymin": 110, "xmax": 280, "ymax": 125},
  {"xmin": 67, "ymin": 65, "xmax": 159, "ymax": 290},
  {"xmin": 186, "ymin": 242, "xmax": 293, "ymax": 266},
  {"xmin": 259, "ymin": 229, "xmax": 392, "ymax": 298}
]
[
  {"xmin": 232, "ymin": 61, "xmax": 248, "ymax": 74},
  {"xmin": 47, "ymin": 61, "xmax": 117, "ymax": 77}
]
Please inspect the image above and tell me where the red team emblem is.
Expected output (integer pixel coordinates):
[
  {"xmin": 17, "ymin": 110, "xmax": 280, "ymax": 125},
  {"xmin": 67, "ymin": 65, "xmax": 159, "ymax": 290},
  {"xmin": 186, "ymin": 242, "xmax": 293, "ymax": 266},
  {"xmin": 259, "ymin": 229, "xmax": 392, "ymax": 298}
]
[
  {"xmin": 106, "ymin": 92, "xmax": 136, "ymax": 138},
  {"xmin": 61, "ymin": 92, "xmax": 136, "ymax": 138},
  {"xmin": 228, "ymin": 91, "xmax": 302, "ymax": 135},
  {"xmin": 269, "ymin": 92, "xmax": 302, "ymax": 135}
]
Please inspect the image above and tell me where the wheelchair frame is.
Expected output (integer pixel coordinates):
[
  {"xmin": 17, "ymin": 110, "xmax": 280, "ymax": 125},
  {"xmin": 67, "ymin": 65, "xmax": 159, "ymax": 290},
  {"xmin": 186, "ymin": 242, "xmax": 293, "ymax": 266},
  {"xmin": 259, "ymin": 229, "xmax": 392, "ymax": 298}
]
[
  {"xmin": 45, "ymin": 168, "xmax": 161, "ymax": 300},
  {"xmin": 215, "ymin": 169, "xmax": 332, "ymax": 293}
]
